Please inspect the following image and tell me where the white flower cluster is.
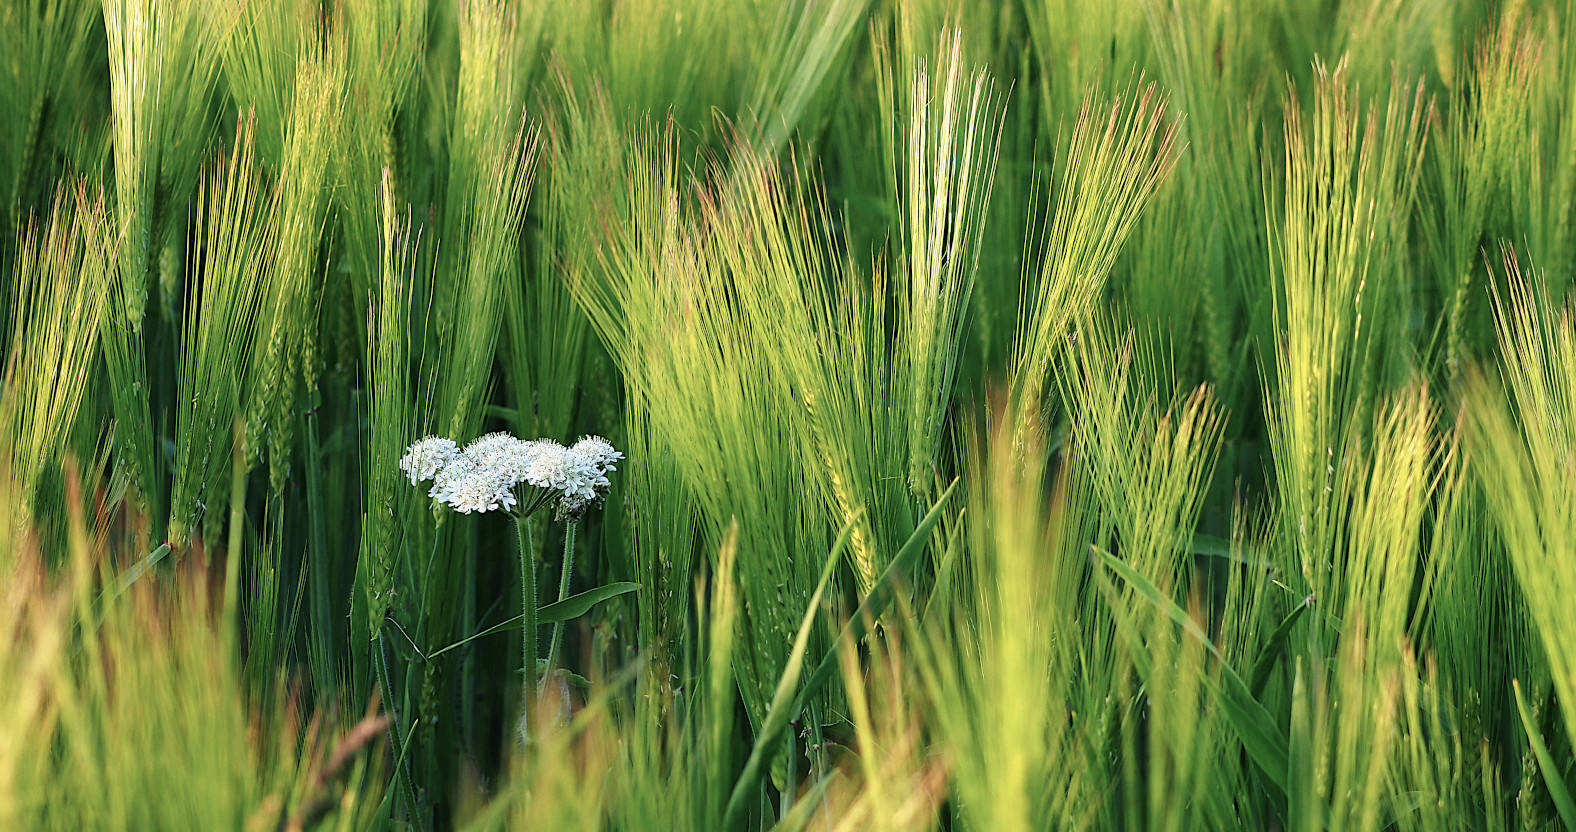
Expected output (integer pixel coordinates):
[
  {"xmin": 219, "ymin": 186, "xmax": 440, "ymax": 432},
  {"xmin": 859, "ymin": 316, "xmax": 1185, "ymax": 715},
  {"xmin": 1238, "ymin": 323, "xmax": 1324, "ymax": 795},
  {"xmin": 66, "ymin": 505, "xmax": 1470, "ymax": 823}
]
[
  {"xmin": 400, "ymin": 432, "xmax": 624, "ymax": 517},
  {"xmin": 398, "ymin": 437, "xmax": 459, "ymax": 485}
]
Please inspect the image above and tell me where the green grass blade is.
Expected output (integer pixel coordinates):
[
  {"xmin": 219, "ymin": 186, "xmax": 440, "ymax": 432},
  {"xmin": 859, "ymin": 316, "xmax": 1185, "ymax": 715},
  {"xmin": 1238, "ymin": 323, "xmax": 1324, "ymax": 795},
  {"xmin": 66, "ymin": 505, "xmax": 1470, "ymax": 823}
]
[
  {"xmin": 1249, "ymin": 598, "xmax": 1312, "ymax": 698},
  {"xmin": 1096, "ymin": 546, "xmax": 1289, "ymax": 792},
  {"xmin": 721, "ymin": 507, "xmax": 861, "ymax": 829},
  {"xmin": 1515, "ymin": 680, "xmax": 1576, "ymax": 828}
]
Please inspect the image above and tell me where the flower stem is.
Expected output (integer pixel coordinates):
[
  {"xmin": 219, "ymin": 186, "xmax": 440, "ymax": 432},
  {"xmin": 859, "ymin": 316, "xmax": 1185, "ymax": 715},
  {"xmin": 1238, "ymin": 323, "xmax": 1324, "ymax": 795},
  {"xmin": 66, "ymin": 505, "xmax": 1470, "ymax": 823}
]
[
  {"xmin": 515, "ymin": 513, "xmax": 537, "ymax": 741},
  {"xmin": 545, "ymin": 521, "xmax": 577, "ymax": 675}
]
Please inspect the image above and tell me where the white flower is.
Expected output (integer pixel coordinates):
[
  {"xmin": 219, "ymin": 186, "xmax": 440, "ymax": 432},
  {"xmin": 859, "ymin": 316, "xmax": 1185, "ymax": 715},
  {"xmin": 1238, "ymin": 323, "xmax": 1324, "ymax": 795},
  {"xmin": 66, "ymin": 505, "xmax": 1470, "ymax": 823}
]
[
  {"xmin": 557, "ymin": 437, "xmax": 622, "ymax": 518},
  {"xmin": 464, "ymin": 432, "xmax": 537, "ymax": 482},
  {"xmin": 562, "ymin": 453, "xmax": 607, "ymax": 500},
  {"xmin": 523, "ymin": 441, "xmax": 574, "ymax": 491},
  {"xmin": 429, "ymin": 456, "xmax": 519, "ymax": 514},
  {"xmin": 400, "ymin": 437, "xmax": 459, "ymax": 485},
  {"xmin": 535, "ymin": 442, "xmax": 612, "ymax": 500},
  {"xmin": 403, "ymin": 431, "xmax": 623, "ymax": 518},
  {"xmin": 570, "ymin": 435, "xmax": 624, "ymax": 475}
]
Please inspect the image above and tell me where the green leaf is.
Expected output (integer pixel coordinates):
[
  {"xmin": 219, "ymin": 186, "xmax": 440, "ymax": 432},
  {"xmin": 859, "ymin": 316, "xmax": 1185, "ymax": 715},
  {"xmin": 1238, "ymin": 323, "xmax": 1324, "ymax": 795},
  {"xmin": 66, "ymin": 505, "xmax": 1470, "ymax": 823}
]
[
  {"xmin": 1188, "ymin": 532, "xmax": 1260, "ymax": 569},
  {"xmin": 722, "ymin": 481, "xmax": 960, "ymax": 828},
  {"xmin": 1189, "ymin": 532, "xmax": 1236, "ymax": 558},
  {"xmin": 484, "ymin": 404, "xmax": 520, "ymax": 422},
  {"xmin": 546, "ymin": 667, "xmax": 592, "ymax": 689},
  {"xmin": 771, "ymin": 769, "xmax": 843, "ymax": 832},
  {"xmin": 1249, "ymin": 598, "xmax": 1312, "ymax": 697},
  {"xmin": 1515, "ymin": 679, "xmax": 1576, "ymax": 828},
  {"xmin": 101, "ymin": 542, "xmax": 173, "ymax": 606},
  {"xmin": 722, "ymin": 508, "xmax": 862, "ymax": 829},
  {"xmin": 794, "ymin": 479, "xmax": 960, "ymax": 715},
  {"xmin": 1095, "ymin": 546, "xmax": 1289, "ymax": 793},
  {"xmin": 426, "ymin": 582, "xmax": 639, "ymax": 661},
  {"xmin": 536, "ymin": 582, "xmax": 640, "ymax": 623}
]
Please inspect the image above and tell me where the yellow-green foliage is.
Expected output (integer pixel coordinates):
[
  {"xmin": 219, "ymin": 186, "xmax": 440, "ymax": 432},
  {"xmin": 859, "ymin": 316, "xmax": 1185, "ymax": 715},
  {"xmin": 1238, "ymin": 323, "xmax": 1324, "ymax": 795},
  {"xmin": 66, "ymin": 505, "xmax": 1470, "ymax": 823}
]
[{"xmin": 5, "ymin": 0, "xmax": 1576, "ymax": 829}]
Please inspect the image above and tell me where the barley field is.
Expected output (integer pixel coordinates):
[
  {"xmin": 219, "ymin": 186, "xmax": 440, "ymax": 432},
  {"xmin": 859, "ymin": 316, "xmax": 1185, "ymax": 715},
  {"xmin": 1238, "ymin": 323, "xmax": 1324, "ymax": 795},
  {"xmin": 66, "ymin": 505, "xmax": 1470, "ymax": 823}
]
[{"xmin": 3, "ymin": 0, "xmax": 1576, "ymax": 829}]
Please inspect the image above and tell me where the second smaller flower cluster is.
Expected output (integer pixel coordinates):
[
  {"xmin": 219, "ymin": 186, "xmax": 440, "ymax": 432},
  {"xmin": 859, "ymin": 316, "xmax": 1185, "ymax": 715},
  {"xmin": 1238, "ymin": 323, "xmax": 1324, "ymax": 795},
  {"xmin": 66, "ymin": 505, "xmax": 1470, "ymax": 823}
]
[{"xmin": 400, "ymin": 432, "xmax": 623, "ymax": 519}]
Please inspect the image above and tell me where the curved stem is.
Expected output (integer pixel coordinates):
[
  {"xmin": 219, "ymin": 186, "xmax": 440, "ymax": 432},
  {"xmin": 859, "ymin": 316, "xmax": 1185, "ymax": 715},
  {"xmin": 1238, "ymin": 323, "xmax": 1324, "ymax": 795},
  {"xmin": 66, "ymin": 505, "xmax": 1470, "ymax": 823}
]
[
  {"xmin": 515, "ymin": 514, "xmax": 537, "ymax": 742},
  {"xmin": 545, "ymin": 521, "xmax": 577, "ymax": 676}
]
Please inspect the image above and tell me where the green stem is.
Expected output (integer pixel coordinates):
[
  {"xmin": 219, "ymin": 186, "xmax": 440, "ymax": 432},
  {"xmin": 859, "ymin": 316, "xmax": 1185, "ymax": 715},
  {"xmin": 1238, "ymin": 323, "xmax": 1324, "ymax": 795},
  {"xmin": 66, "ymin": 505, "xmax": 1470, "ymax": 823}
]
[
  {"xmin": 223, "ymin": 421, "xmax": 248, "ymax": 632},
  {"xmin": 376, "ymin": 628, "xmax": 424, "ymax": 832},
  {"xmin": 545, "ymin": 521, "xmax": 577, "ymax": 675},
  {"xmin": 515, "ymin": 513, "xmax": 537, "ymax": 741}
]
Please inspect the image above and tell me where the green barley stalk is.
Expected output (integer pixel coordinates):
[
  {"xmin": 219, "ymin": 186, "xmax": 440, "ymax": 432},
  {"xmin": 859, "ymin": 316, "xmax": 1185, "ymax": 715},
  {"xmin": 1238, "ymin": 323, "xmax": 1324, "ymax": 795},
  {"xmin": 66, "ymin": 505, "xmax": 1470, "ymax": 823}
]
[
  {"xmin": 102, "ymin": 0, "xmax": 231, "ymax": 530},
  {"xmin": 0, "ymin": 185, "xmax": 113, "ymax": 513},
  {"xmin": 0, "ymin": 0, "xmax": 99, "ymax": 246},
  {"xmin": 1466, "ymin": 251, "xmax": 1576, "ymax": 759},
  {"xmin": 358, "ymin": 168, "xmax": 413, "ymax": 651},
  {"xmin": 338, "ymin": 0, "xmax": 425, "ymax": 302},
  {"xmin": 892, "ymin": 29, "xmax": 1003, "ymax": 499},
  {"xmin": 242, "ymin": 24, "xmax": 344, "ymax": 493},
  {"xmin": 1010, "ymin": 81, "xmax": 1181, "ymax": 447},
  {"xmin": 1265, "ymin": 64, "xmax": 1426, "ymax": 646},
  {"xmin": 167, "ymin": 116, "xmax": 275, "ymax": 549}
]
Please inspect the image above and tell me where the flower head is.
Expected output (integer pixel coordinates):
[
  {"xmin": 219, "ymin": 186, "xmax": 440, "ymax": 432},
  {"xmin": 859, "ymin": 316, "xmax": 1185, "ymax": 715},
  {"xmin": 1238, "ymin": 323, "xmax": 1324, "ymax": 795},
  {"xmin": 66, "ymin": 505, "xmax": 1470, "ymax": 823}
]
[
  {"xmin": 527, "ymin": 441, "xmax": 608, "ymax": 500},
  {"xmin": 402, "ymin": 431, "xmax": 623, "ymax": 518},
  {"xmin": 400, "ymin": 437, "xmax": 459, "ymax": 485},
  {"xmin": 429, "ymin": 455, "xmax": 519, "ymax": 514},
  {"xmin": 464, "ymin": 432, "xmax": 537, "ymax": 482},
  {"xmin": 522, "ymin": 441, "xmax": 574, "ymax": 491},
  {"xmin": 570, "ymin": 435, "xmax": 624, "ymax": 475}
]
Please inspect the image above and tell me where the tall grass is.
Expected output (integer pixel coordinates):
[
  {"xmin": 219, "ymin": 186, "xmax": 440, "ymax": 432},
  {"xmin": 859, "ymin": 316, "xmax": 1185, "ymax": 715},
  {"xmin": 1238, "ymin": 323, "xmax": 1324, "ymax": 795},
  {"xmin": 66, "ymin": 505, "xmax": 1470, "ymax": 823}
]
[
  {"xmin": 7, "ymin": 0, "xmax": 1576, "ymax": 829},
  {"xmin": 1, "ymin": 187, "xmax": 112, "ymax": 518}
]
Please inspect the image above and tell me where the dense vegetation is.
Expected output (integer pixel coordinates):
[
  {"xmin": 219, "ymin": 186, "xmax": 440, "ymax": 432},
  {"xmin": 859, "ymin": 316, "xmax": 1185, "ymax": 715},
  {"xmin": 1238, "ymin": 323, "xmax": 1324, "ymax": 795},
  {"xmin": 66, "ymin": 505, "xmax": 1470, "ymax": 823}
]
[{"xmin": 4, "ymin": 0, "xmax": 1576, "ymax": 828}]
